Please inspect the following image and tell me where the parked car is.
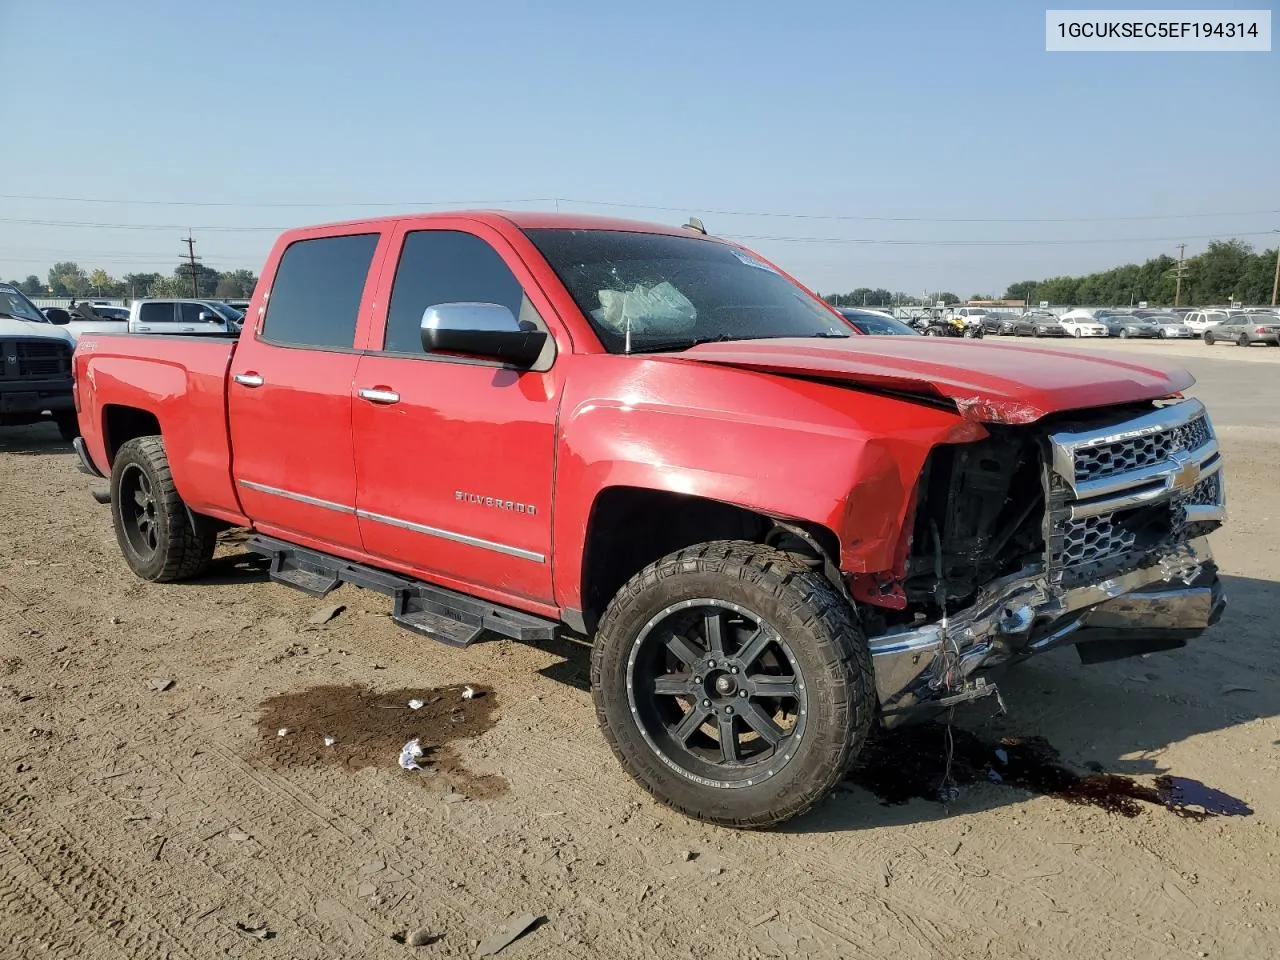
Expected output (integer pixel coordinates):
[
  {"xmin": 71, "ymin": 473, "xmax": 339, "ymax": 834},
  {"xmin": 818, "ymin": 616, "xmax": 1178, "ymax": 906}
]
[
  {"xmin": 0, "ymin": 282, "xmax": 78, "ymax": 439},
  {"xmin": 127, "ymin": 299, "xmax": 244, "ymax": 336},
  {"xmin": 1203, "ymin": 313, "xmax": 1280, "ymax": 347},
  {"xmin": 836, "ymin": 308, "xmax": 920, "ymax": 335},
  {"xmin": 978, "ymin": 311, "xmax": 1017, "ymax": 335},
  {"xmin": 71, "ymin": 211, "xmax": 1227, "ymax": 828},
  {"xmin": 222, "ymin": 299, "xmax": 251, "ymax": 313},
  {"xmin": 1096, "ymin": 314, "xmax": 1159, "ymax": 338},
  {"xmin": 1147, "ymin": 314, "xmax": 1195, "ymax": 338},
  {"xmin": 1058, "ymin": 312, "xmax": 1110, "ymax": 338},
  {"xmin": 1014, "ymin": 314, "xmax": 1069, "ymax": 337},
  {"xmin": 1182, "ymin": 310, "xmax": 1229, "ymax": 337}
]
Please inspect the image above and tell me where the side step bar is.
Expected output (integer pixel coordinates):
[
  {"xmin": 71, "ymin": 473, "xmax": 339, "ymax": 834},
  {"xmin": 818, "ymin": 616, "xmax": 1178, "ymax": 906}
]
[{"xmin": 247, "ymin": 534, "xmax": 559, "ymax": 649}]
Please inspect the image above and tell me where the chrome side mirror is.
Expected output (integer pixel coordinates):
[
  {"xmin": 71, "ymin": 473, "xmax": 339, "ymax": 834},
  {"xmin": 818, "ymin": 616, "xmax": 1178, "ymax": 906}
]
[{"xmin": 420, "ymin": 302, "xmax": 547, "ymax": 368}]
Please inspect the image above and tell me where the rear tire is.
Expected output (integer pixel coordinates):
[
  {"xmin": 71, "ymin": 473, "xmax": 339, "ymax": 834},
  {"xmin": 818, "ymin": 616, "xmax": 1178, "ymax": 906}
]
[
  {"xmin": 1204, "ymin": 331, "xmax": 1215, "ymax": 346},
  {"xmin": 110, "ymin": 436, "xmax": 217, "ymax": 582},
  {"xmin": 591, "ymin": 541, "xmax": 874, "ymax": 828}
]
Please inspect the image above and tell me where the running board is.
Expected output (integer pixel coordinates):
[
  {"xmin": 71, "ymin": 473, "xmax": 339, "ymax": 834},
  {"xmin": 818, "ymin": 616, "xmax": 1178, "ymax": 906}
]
[{"xmin": 247, "ymin": 535, "xmax": 559, "ymax": 648}]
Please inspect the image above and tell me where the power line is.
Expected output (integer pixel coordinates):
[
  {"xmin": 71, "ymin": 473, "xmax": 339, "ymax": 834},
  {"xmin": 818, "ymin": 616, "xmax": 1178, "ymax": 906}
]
[
  {"xmin": 721, "ymin": 230, "xmax": 1280, "ymax": 246},
  {"xmin": 558, "ymin": 198, "xmax": 1280, "ymax": 225},
  {"xmin": 1, "ymin": 192, "xmax": 1277, "ymax": 224},
  {"xmin": 0, "ymin": 193, "xmax": 557, "ymax": 210},
  {"xmin": 3, "ymin": 215, "xmax": 1277, "ymax": 247}
]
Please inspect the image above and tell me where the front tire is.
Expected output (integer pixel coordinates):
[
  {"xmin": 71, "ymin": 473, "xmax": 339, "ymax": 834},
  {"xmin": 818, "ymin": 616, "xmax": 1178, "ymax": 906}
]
[
  {"xmin": 110, "ymin": 436, "xmax": 217, "ymax": 582},
  {"xmin": 53, "ymin": 411, "xmax": 80, "ymax": 442},
  {"xmin": 1204, "ymin": 331, "xmax": 1215, "ymax": 346},
  {"xmin": 591, "ymin": 541, "xmax": 874, "ymax": 828}
]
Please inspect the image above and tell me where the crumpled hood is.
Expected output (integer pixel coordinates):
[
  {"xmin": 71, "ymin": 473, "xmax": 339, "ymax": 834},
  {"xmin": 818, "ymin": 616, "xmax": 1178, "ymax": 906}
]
[{"xmin": 674, "ymin": 336, "xmax": 1194, "ymax": 424}]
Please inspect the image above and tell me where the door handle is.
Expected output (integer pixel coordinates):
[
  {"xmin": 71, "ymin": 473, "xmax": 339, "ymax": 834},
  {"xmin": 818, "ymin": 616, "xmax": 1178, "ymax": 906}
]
[
  {"xmin": 358, "ymin": 387, "xmax": 400, "ymax": 405},
  {"xmin": 234, "ymin": 373, "xmax": 264, "ymax": 387}
]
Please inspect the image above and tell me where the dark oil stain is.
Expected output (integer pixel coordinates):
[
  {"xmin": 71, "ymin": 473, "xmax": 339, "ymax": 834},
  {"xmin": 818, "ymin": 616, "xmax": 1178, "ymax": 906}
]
[
  {"xmin": 847, "ymin": 723, "xmax": 1252, "ymax": 820},
  {"xmin": 256, "ymin": 684, "xmax": 506, "ymax": 799}
]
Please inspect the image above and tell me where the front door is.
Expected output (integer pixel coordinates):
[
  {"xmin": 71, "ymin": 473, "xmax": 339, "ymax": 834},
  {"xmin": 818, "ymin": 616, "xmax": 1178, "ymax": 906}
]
[
  {"xmin": 228, "ymin": 230, "xmax": 385, "ymax": 553},
  {"xmin": 351, "ymin": 222, "xmax": 562, "ymax": 606}
]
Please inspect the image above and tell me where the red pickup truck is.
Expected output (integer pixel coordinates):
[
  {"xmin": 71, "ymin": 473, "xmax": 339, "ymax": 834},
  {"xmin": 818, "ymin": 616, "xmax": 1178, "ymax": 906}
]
[{"xmin": 71, "ymin": 212, "xmax": 1226, "ymax": 827}]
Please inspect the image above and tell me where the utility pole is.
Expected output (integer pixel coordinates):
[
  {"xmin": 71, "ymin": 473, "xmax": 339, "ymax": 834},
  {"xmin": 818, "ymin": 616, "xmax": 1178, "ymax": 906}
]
[
  {"xmin": 182, "ymin": 233, "xmax": 200, "ymax": 297},
  {"xmin": 1271, "ymin": 231, "xmax": 1279, "ymax": 307},
  {"xmin": 1173, "ymin": 243, "xmax": 1188, "ymax": 307}
]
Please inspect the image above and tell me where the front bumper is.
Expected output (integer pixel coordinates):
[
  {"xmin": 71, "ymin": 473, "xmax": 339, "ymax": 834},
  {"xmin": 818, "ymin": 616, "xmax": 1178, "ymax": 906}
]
[
  {"xmin": 0, "ymin": 378, "xmax": 73, "ymax": 419},
  {"xmin": 870, "ymin": 536, "xmax": 1223, "ymax": 722},
  {"xmin": 870, "ymin": 397, "xmax": 1226, "ymax": 724}
]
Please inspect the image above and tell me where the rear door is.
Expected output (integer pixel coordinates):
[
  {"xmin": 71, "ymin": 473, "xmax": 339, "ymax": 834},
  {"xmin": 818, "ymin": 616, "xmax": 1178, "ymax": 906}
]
[
  {"xmin": 228, "ymin": 229, "xmax": 389, "ymax": 553},
  {"xmin": 350, "ymin": 221, "xmax": 563, "ymax": 606}
]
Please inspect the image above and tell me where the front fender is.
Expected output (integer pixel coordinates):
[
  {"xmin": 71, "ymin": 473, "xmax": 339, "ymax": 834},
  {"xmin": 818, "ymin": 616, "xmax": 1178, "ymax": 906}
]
[{"xmin": 550, "ymin": 359, "xmax": 986, "ymax": 611}]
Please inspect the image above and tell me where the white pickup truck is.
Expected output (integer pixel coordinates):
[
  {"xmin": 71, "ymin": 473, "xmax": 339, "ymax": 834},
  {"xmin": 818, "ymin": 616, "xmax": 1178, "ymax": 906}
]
[
  {"xmin": 0, "ymin": 283, "xmax": 79, "ymax": 439},
  {"xmin": 127, "ymin": 299, "xmax": 244, "ymax": 336}
]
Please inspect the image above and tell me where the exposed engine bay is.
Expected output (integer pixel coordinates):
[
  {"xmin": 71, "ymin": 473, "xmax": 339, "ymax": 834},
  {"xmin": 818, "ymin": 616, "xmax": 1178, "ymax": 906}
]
[{"xmin": 855, "ymin": 397, "xmax": 1227, "ymax": 724}]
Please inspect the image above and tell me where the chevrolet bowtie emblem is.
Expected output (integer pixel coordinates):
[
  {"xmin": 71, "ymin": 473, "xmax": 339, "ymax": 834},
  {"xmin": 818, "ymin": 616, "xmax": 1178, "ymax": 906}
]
[{"xmin": 1169, "ymin": 451, "xmax": 1200, "ymax": 493}]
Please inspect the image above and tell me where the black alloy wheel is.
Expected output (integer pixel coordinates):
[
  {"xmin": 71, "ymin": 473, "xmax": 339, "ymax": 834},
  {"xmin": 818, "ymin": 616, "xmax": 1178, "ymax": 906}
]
[{"xmin": 626, "ymin": 601, "xmax": 806, "ymax": 783}]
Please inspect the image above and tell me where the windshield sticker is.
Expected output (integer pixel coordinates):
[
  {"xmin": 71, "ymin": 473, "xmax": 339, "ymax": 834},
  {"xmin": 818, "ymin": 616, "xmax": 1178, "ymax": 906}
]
[{"xmin": 729, "ymin": 248, "xmax": 780, "ymax": 274}]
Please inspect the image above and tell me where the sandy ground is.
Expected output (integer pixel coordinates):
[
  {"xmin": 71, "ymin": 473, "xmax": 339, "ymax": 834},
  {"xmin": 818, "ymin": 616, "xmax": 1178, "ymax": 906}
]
[{"xmin": 3, "ymin": 345, "xmax": 1279, "ymax": 960}]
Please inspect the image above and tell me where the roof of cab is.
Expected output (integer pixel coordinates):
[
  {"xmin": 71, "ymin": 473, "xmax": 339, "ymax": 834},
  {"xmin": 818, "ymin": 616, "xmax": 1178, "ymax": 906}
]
[{"xmin": 279, "ymin": 210, "xmax": 704, "ymax": 240}]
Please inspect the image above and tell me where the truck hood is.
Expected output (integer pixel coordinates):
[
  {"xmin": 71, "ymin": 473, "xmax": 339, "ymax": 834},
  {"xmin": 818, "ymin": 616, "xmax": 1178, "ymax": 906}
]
[
  {"xmin": 674, "ymin": 337, "xmax": 1193, "ymax": 424},
  {"xmin": 0, "ymin": 316, "xmax": 75, "ymax": 345}
]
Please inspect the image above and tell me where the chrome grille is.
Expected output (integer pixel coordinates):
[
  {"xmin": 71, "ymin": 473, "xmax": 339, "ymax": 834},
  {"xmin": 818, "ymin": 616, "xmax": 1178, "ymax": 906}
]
[
  {"xmin": 1073, "ymin": 413, "xmax": 1212, "ymax": 484},
  {"xmin": 1062, "ymin": 515, "xmax": 1136, "ymax": 569},
  {"xmin": 1048, "ymin": 400, "xmax": 1225, "ymax": 586}
]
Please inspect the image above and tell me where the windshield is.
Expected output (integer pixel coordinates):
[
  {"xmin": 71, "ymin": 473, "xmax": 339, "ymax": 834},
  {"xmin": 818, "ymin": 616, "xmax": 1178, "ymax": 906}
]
[
  {"xmin": 1150, "ymin": 315, "xmax": 1183, "ymax": 324},
  {"xmin": 204, "ymin": 301, "xmax": 244, "ymax": 321},
  {"xmin": 523, "ymin": 229, "xmax": 849, "ymax": 353},
  {"xmin": 0, "ymin": 284, "xmax": 48, "ymax": 322}
]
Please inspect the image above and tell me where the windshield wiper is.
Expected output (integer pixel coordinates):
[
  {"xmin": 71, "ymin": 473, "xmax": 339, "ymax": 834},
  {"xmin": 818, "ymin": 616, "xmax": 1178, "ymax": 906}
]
[
  {"xmin": 635, "ymin": 333, "xmax": 742, "ymax": 354},
  {"xmin": 807, "ymin": 331, "xmax": 851, "ymax": 339}
]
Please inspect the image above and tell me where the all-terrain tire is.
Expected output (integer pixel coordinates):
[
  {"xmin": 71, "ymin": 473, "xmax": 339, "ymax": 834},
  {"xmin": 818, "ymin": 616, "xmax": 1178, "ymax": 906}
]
[
  {"xmin": 54, "ymin": 411, "xmax": 80, "ymax": 441},
  {"xmin": 110, "ymin": 436, "xmax": 217, "ymax": 582},
  {"xmin": 591, "ymin": 540, "xmax": 875, "ymax": 829}
]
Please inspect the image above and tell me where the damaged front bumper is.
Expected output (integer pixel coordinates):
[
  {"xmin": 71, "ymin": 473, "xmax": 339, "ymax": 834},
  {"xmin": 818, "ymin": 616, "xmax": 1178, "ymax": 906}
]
[
  {"xmin": 870, "ymin": 536, "xmax": 1224, "ymax": 723},
  {"xmin": 868, "ymin": 397, "xmax": 1227, "ymax": 725}
]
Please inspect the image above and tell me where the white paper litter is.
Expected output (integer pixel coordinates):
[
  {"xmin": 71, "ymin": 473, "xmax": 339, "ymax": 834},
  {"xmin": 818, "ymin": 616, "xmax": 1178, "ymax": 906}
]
[
  {"xmin": 323, "ymin": 735, "xmax": 336, "ymax": 747},
  {"xmin": 408, "ymin": 699, "xmax": 424, "ymax": 710},
  {"xmin": 398, "ymin": 738, "xmax": 425, "ymax": 771},
  {"xmin": 276, "ymin": 728, "xmax": 290, "ymax": 738},
  {"xmin": 462, "ymin": 686, "xmax": 477, "ymax": 700}
]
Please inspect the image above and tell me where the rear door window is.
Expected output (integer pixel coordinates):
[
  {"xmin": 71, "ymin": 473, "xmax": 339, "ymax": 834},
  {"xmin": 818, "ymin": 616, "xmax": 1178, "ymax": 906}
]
[
  {"xmin": 138, "ymin": 302, "xmax": 175, "ymax": 324},
  {"xmin": 261, "ymin": 234, "xmax": 379, "ymax": 350}
]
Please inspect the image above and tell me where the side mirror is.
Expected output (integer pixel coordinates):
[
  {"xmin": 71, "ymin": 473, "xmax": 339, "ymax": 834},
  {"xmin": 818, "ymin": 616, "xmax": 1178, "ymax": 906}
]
[
  {"xmin": 45, "ymin": 308, "xmax": 71, "ymax": 325},
  {"xmin": 420, "ymin": 302, "xmax": 547, "ymax": 368}
]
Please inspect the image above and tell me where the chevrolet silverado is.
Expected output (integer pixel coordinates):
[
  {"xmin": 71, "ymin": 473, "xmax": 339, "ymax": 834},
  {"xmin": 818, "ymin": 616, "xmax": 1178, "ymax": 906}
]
[{"xmin": 70, "ymin": 212, "xmax": 1227, "ymax": 827}]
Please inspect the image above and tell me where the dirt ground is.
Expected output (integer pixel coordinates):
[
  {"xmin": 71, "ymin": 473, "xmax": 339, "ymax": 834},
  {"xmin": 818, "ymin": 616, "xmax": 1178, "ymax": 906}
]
[{"xmin": 3, "ymin": 348, "xmax": 1279, "ymax": 959}]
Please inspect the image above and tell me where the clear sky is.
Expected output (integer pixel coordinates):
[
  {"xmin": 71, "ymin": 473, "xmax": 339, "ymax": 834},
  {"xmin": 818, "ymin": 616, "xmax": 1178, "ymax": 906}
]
[{"xmin": 1, "ymin": 0, "xmax": 1275, "ymax": 296}]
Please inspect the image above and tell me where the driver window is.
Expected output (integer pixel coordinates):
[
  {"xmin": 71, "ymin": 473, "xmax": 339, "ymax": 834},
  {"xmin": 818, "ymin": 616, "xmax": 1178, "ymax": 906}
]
[{"xmin": 381, "ymin": 230, "xmax": 549, "ymax": 360}]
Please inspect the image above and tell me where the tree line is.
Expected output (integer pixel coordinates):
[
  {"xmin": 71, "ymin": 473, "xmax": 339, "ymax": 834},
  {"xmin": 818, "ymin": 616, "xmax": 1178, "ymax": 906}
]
[
  {"xmin": 6, "ymin": 262, "xmax": 259, "ymax": 300},
  {"xmin": 1002, "ymin": 239, "xmax": 1277, "ymax": 307},
  {"xmin": 823, "ymin": 238, "xmax": 1277, "ymax": 309}
]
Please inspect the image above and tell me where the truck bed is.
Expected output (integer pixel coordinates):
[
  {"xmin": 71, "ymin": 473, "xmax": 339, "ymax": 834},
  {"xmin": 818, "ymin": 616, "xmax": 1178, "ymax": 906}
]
[{"xmin": 75, "ymin": 334, "xmax": 245, "ymax": 525}]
